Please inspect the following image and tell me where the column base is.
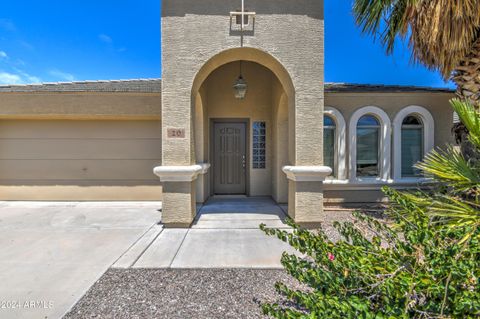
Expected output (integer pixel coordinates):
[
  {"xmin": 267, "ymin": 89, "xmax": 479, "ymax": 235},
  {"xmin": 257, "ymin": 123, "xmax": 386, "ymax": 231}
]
[
  {"xmin": 154, "ymin": 164, "xmax": 210, "ymax": 228},
  {"xmin": 283, "ymin": 165, "xmax": 332, "ymax": 225}
]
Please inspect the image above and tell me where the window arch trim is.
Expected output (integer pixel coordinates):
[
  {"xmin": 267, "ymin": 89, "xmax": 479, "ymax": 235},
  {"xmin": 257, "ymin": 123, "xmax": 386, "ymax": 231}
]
[
  {"xmin": 393, "ymin": 105, "xmax": 434, "ymax": 180},
  {"xmin": 349, "ymin": 106, "xmax": 392, "ymax": 182},
  {"xmin": 324, "ymin": 107, "xmax": 347, "ymax": 180}
]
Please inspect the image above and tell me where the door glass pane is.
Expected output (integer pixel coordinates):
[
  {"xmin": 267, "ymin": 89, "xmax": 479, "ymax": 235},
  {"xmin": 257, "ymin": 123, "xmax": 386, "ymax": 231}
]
[
  {"xmin": 323, "ymin": 128, "xmax": 335, "ymax": 175},
  {"xmin": 402, "ymin": 128, "xmax": 423, "ymax": 177},
  {"xmin": 356, "ymin": 127, "xmax": 379, "ymax": 177}
]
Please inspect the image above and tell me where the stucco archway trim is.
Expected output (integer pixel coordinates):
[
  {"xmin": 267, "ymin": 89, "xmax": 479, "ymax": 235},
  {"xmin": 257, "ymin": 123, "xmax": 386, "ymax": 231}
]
[
  {"xmin": 349, "ymin": 106, "xmax": 392, "ymax": 182},
  {"xmin": 324, "ymin": 107, "xmax": 347, "ymax": 180},
  {"xmin": 191, "ymin": 47, "xmax": 295, "ymax": 100},
  {"xmin": 392, "ymin": 105, "xmax": 434, "ymax": 180}
]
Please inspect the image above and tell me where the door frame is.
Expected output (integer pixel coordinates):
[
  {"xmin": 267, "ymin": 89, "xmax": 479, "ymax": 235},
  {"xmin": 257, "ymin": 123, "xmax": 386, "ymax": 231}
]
[{"xmin": 210, "ymin": 118, "xmax": 250, "ymax": 196}]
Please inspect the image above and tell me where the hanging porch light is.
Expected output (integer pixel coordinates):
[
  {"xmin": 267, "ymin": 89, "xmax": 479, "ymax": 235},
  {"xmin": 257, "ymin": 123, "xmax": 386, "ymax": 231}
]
[{"xmin": 233, "ymin": 61, "xmax": 247, "ymax": 99}]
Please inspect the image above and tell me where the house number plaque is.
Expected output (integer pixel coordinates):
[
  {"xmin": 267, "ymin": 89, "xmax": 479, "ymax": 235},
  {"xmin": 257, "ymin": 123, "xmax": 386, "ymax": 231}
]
[{"xmin": 167, "ymin": 128, "xmax": 186, "ymax": 138}]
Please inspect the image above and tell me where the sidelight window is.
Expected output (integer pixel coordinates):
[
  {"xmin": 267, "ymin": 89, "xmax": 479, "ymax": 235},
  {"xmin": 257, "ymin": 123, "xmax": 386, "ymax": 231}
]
[{"xmin": 252, "ymin": 121, "xmax": 266, "ymax": 169}]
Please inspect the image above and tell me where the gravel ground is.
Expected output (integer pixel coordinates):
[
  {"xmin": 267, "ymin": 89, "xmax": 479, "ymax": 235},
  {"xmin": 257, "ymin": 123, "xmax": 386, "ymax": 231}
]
[
  {"xmin": 64, "ymin": 210, "xmax": 387, "ymax": 319},
  {"xmin": 64, "ymin": 269, "xmax": 304, "ymax": 319}
]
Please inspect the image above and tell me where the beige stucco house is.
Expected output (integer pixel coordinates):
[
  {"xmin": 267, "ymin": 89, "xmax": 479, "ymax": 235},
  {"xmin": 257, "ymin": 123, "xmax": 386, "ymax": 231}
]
[{"xmin": 0, "ymin": 0, "xmax": 454, "ymax": 227}]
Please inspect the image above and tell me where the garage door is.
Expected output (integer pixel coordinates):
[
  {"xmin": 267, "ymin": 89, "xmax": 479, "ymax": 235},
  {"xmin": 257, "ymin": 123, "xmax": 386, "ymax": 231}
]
[{"xmin": 0, "ymin": 120, "xmax": 162, "ymax": 200}]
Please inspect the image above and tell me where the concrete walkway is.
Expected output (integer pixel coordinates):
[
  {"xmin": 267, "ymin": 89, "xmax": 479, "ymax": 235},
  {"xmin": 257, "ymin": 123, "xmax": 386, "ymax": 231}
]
[
  {"xmin": 114, "ymin": 197, "xmax": 295, "ymax": 269},
  {"xmin": 0, "ymin": 201, "xmax": 161, "ymax": 319}
]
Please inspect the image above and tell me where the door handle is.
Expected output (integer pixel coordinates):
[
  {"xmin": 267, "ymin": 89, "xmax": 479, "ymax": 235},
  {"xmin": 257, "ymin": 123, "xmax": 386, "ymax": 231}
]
[{"xmin": 242, "ymin": 155, "xmax": 246, "ymax": 168}]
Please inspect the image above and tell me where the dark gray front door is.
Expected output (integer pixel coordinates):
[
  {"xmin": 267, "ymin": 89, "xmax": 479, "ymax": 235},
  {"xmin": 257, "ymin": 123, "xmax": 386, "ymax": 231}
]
[{"xmin": 213, "ymin": 122, "xmax": 246, "ymax": 195}]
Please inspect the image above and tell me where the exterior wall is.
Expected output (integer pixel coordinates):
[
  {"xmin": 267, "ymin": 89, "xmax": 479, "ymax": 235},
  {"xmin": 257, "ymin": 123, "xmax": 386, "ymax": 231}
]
[
  {"xmin": 0, "ymin": 92, "xmax": 161, "ymax": 119},
  {"xmin": 323, "ymin": 91, "xmax": 454, "ymax": 203},
  {"xmin": 0, "ymin": 119, "xmax": 162, "ymax": 201},
  {"xmin": 0, "ymin": 88, "xmax": 455, "ymax": 203}
]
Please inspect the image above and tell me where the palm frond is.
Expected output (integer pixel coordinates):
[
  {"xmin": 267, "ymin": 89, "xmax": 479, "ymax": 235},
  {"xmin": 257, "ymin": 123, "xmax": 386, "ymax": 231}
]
[
  {"xmin": 429, "ymin": 195, "xmax": 480, "ymax": 242},
  {"xmin": 353, "ymin": 0, "xmax": 480, "ymax": 78},
  {"xmin": 353, "ymin": 0, "xmax": 412, "ymax": 53},
  {"xmin": 451, "ymin": 98, "xmax": 480, "ymax": 149},
  {"xmin": 410, "ymin": 0, "xmax": 480, "ymax": 77},
  {"xmin": 415, "ymin": 146, "xmax": 480, "ymax": 193}
]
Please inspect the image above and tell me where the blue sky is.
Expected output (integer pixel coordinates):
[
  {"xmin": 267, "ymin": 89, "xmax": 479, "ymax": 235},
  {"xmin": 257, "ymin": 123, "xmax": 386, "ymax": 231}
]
[{"xmin": 0, "ymin": 0, "xmax": 452, "ymax": 88}]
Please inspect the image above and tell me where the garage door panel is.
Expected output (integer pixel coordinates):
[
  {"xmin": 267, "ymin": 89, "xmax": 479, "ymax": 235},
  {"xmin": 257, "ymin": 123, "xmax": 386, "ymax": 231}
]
[
  {"xmin": 0, "ymin": 120, "xmax": 162, "ymax": 139},
  {"xmin": 0, "ymin": 159, "xmax": 161, "ymax": 180},
  {"xmin": 0, "ymin": 179, "xmax": 161, "ymax": 186},
  {"xmin": 0, "ymin": 185, "xmax": 163, "ymax": 201},
  {"xmin": 0, "ymin": 120, "xmax": 163, "ymax": 199},
  {"xmin": 0, "ymin": 139, "xmax": 162, "ymax": 160}
]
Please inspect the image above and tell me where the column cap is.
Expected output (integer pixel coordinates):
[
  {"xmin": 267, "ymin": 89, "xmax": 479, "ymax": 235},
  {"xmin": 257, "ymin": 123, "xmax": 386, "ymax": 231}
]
[
  {"xmin": 154, "ymin": 163, "xmax": 211, "ymax": 182},
  {"xmin": 282, "ymin": 165, "xmax": 332, "ymax": 182}
]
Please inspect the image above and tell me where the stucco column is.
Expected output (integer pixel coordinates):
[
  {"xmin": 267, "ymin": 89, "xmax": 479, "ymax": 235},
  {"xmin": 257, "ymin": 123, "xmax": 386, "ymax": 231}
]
[
  {"xmin": 159, "ymin": 48, "xmax": 201, "ymax": 227},
  {"xmin": 154, "ymin": 164, "xmax": 210, "ymax": 227},
  {"xmin": 283, "ymin": 166, "xmax": 331, "ymax": 226}
]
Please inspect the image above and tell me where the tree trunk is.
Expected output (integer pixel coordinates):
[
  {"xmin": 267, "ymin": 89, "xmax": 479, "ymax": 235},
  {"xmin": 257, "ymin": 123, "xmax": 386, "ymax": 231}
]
[
  {"xmin": 451, "ymin": 37, "xmax": 480, "ymax": 162},
  {"xmin": 452, "ymin": 38, "xmax": 480, "ymax": 106}
]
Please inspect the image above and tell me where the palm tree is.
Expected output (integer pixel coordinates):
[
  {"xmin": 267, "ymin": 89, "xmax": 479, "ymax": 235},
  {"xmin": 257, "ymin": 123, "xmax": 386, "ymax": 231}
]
[{"xmin": 353, "ymin": 0, "xmax": 480, "ymax": 150}]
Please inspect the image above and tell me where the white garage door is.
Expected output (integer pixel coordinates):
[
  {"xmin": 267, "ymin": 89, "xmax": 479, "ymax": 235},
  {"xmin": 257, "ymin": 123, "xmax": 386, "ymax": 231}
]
[{"xmin": 0, "ymin": 120, "xmax": 162, "ymax": 200}]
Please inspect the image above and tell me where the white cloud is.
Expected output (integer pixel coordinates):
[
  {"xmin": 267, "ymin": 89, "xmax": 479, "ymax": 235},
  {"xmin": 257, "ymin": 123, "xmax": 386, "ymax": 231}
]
[
  {"xmin": 13, "ymin": 68, "xmax": 40, "ymax": 83},
  {"xmin": 0, "ymin": 72, "xmax": 21, "ymax": 84},
  {"xmin": 99, "ymin": 34, "xmax": 113, "ymax": 44},
  {"xmin": 0, "ymin": 51, "xmax": 7, "ymax": 59},
  {"xmin": 0, "ymin": 68, "xmax": 41, "ymax": 84},
  {"xmin": 26, "ymin": 75, "xmax": 40, "ymax": 83},
  {"xmin": 49, "ymin": 69, "xmax": 75, "ymax": 81}
]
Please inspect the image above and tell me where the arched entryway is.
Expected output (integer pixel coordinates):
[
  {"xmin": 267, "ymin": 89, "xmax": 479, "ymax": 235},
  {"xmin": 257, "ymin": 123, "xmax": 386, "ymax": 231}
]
[
  {"xmin": 156, "ymin": 46, "xmax": 329, "ymax": 227},
  {"xmin": 191, "ymin": 48, "xmax": 295, "ymax": 205}
]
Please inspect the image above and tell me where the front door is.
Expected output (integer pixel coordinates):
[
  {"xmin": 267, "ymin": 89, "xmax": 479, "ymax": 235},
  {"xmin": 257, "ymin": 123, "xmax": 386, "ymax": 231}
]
[{"xmin": 213, "ymin": 122, "xmax": 247, "ymax": 195}]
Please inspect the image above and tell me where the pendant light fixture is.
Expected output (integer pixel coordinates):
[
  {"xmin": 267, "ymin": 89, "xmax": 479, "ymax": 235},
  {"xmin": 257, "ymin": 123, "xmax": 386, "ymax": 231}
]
[{"xmin": 233, "ymin": 60, "xmax": 247, "ymax": 99}]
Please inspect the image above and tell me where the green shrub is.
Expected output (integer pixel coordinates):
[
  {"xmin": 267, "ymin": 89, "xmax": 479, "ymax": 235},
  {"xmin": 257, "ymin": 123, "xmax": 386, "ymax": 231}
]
[
  {"xmin": 261, "ymin": 199, "xmax": 479, "ymax": 318},
  {"xmin": 260, "ymin": 100, "xmax": 480, "ymax": 318}
]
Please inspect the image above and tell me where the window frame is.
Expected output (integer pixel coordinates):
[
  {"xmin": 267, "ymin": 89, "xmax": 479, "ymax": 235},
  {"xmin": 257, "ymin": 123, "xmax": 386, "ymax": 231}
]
[
  {"xmin": 392, "ymin": 106, "xmax": 434, "ymax": 181},
  {"xmin": 324, "ymin": 107, "xmax": 347, "ymax": 180},
  {"xmin": 323, "ymin": 115, "xmax": 336, "ymax": 177},
  {"xmin": 348, "ymin": 106, "xmax": 392, "ymax": 182}
]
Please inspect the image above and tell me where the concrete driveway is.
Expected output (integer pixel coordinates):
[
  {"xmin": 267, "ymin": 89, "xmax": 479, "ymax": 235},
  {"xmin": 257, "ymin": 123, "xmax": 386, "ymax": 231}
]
[{"xmin": 0, "ymin": 201, "xmax": 161, "ymax": 319}]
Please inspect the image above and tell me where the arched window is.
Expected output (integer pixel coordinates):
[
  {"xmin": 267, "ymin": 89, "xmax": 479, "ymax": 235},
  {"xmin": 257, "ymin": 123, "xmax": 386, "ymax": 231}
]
[
  {"xmin": 349, "ymin": 106, "xmax": 391, "ymax": 181},
  {"xmin": 356, "ymin": 115, "xmax": 380, "ymax": 177},
  {"xmin": 323, "ymin": 115, "xmax": 336, "ymax": 175},
  {"xmin": 401, "ymin": 116, "xmax": 423, "ymax": 177},
  {"xmin": 393, "ymin": 105, "xmax": 434, "ymax": 180}
]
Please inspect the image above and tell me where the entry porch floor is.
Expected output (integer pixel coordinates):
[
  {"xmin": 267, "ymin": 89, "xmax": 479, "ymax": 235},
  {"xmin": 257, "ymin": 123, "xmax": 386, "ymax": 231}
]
[{"xmin": 114, "ymin": 196, "xmax": 296, "ymax": 269}]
